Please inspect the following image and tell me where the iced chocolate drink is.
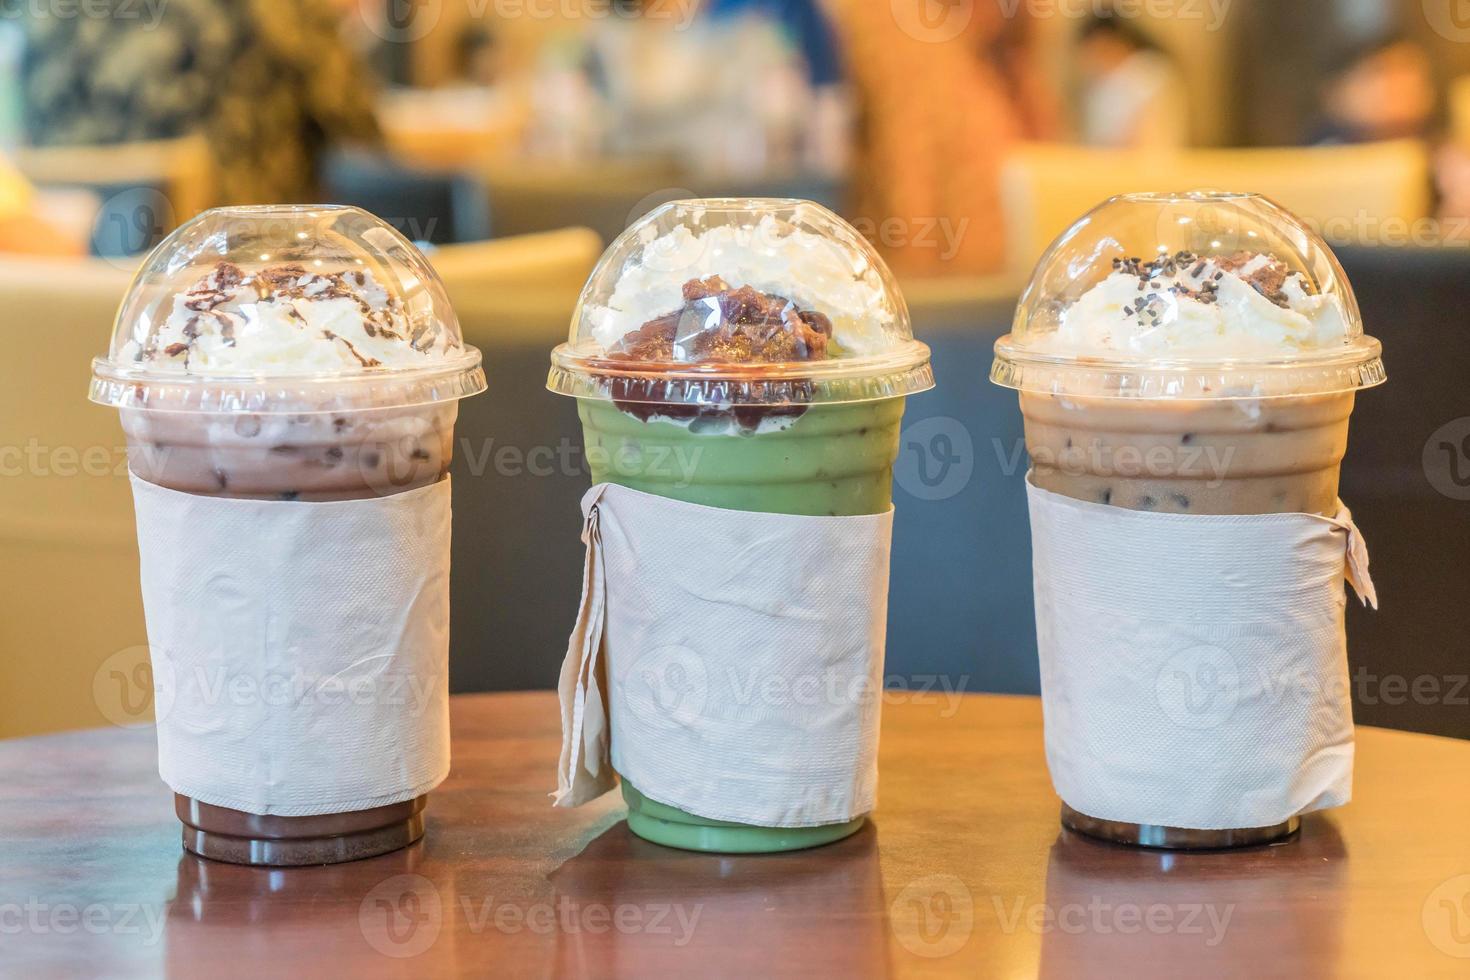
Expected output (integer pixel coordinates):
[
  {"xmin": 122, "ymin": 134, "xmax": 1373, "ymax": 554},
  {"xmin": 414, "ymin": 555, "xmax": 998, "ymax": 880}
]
[
  {"xmin": 118, "ymin": 259, "xmax": 459, "ymax": 503},
  {"xmin": 1021, "ymin": 250, "xmax": 1359, "ymax": 519},
  {"xmin": 91, "ymin": 206, "xmax": 485, "ymax": 865},
  {"xmin": 993, "ymin": 192, "xmax": 1386, "ymax": 849},
  {"xmin": 549, "ymin": 199, "xmax": 933, "ymax": 852}
]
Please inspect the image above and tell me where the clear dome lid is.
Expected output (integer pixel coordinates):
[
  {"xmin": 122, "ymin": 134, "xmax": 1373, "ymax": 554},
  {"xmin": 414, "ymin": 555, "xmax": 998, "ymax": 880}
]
[
  {"xmin": 90, "ymin": 205, "xmax": 485, "ymax": 414},
  {"xmin": 991, "ymin": 192, "xmax": 1385, "ymax": 399},
  {"xmin": 547, "ymin": 198, "xmax": 933, "ymax": 407}
]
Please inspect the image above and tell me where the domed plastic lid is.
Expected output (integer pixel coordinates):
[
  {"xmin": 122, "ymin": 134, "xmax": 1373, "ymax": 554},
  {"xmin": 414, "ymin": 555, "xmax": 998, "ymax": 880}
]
[
  {"xmin": 547, "ymin": 198, "xmax": 933, "ymax": 407},
  {"xmin": 991, "ymin": 192, "xmax": 1385, "ymax": 399},
  {"xmin": 90, "ymin": 205, "xmax": 485, "ymax": 414}
]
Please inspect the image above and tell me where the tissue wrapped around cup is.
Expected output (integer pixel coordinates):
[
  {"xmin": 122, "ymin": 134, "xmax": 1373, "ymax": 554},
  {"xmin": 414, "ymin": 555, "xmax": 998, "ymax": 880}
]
[
  {"xmin": 555, "ymin": 483, "xmax": 893, "ymax": 827},
  {"xmin": 1027, "ymin": 478, "xmax": 1376, "ymax": 830},
  {"xmin": 129, "ymin": 475, "xmax": 452, "ymax": 816}
]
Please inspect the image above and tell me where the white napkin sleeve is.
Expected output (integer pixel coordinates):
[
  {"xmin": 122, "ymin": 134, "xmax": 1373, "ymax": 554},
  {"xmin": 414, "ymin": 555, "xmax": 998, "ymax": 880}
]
[
  {"xmin": 130, "ymin": 474, "xmax": 452, "ymax": 817},
  {"xmin": 1027, "ymin": 477, "xmax": 1376, "ymax": 831},
  {"xmin": 554, "ymin": 483, "xmax": 893, "ymax": 828}
]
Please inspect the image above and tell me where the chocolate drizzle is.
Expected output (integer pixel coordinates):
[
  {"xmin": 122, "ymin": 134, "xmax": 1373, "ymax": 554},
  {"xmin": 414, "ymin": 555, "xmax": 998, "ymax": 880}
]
[
  {"xmin": 151, "ymin": 261, "xmax": 452, "ymax": 367},
  {"xmin": 322, "ymin": 330, "xmax": 382, "ymax": 368}
]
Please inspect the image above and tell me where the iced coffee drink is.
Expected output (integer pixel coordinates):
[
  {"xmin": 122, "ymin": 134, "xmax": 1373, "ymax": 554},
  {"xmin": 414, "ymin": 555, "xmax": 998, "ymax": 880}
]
[
  {"xmin": 91, "ymin": 206, "xmax": 485, "ymax": 865},
  {"xmin": 993, "ymin": 192, "xmax": 1385, "ymax": 848}
]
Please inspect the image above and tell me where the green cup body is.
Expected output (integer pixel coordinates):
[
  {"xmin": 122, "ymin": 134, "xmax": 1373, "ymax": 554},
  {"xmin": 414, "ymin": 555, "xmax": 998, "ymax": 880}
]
[{"xmin": 578, "ymin": 397, "xmax": 905, "ymax": 852}]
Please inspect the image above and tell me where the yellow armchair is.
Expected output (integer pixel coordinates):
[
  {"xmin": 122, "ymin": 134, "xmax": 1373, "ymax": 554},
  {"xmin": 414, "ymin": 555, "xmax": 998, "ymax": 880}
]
[
  {"xmin": 0, "ymin": 227, "xmax": 600, "ymax": 738},
  {"xmin": 1000, "ymin": 140, "xmax": 1432, "ymax": 275},
  {"xmin": 14, "ymin": 136, "xmax": 216, "ymax": 230},
  {"xmin": 0, "ymin": 258, "xmax": 139, "ymax": 738}
]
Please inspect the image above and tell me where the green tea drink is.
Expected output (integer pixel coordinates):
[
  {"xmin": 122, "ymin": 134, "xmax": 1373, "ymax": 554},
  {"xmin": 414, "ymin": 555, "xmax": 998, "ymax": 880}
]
[
  {"xmin": 550, "ymin": 198, "xmax": 933, "ymax": 853},
  {"xmin": 992, "ymin": 192, "xmax": 1386, "ymax": 850},
  {"xmin": 580, "ymin": 399, "xmax": 904, "ymax": 853},
  {"xmin": 578, "ymin": 398, "xmax": 905, "ymax": 516}
]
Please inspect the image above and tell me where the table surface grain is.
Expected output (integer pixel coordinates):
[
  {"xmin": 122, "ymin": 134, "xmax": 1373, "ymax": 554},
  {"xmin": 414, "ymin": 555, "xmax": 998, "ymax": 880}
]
[{"xmin": 2, "ymin": 692, "xmax": 1469, "ymax": 979}]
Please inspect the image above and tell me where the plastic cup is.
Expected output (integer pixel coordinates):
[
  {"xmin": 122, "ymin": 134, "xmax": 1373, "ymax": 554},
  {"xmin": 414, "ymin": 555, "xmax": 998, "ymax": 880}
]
[
  {"xmin": 991, "ymin": 192, "xmax": 1385, "ymax": 848},
  {"xmin": 90, "ymin": 205, "xmax": 486, "ymax": 865},
  {"xmin": 549, "ymin": 198, "xmax": 933, "ymax": 852}
]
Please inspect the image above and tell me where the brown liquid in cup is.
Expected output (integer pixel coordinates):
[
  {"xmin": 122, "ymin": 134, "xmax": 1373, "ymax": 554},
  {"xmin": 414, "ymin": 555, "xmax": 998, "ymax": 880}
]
[
  {"xmin": 125, "ymin": 402, "xmax": 457, "ymax": 865},
  {"xmin": 1022, "ymin": 390, "xmax": 1355, "ymax": 846},
  {"xmin": 1022, "ymin": 392, "xmax": 1354, "ymax": 517}
]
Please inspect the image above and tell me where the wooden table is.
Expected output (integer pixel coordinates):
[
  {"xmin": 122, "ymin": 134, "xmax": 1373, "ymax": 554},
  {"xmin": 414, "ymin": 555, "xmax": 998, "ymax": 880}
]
[{"xmin": 4, "ymin": 693, "xmax": 1468, "ymax": 978}]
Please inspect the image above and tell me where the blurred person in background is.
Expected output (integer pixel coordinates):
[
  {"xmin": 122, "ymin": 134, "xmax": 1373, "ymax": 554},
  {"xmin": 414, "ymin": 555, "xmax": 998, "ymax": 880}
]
[
  {"xmin": 703, "ymin": 0, "xmax": 852, "ymax": 176},
  {"xmin": 1434, "ymin": 142, "xmax": 1470, "ymax": 242},
  {"xmin": 1307, "ymin": 35, "xmax": 1436, "ymax": 145},
  {"xmin": 576, "ymin": 0, "xmax": 829, "ymax": 178},
  {"xmin": 456, "ymin": 23, "xmax": 505, "ymax": 90},
  {"xmin": 1075, "ymin": 11, "xmax": 1188, "ymax": 149},
  {"xmin": 18, "ymin": 0, "xmax": 381, "ymax": 205},
  {"xmin": 833, "ymin": 0, "xmax": 1057, "ymax": 276},
  {"xmin": 576, "ymin": 0, "xmax": 695, "ymax": 162}
]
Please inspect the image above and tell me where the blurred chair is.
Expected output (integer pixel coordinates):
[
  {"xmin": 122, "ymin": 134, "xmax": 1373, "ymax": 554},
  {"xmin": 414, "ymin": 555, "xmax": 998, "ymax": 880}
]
[
  {"xmin": 376, "ymin": 87, "xmax": 528, "ymax": 170},
  {"xmin": 1332, "ymin": 245, "xmax": 1470, "ymax": 741},
  {"xmin": 322, "ymin": 150, "xmax": 492, "ymax": 245},
  {"xmin": 479, "ymin": 158, "xmax": 685, "ymax": 242},
  {"xmin": 480, "ymin": 158, "xmax": 846, "ymax": 243},
  {"xmin": 886, "ymin": 278, "xmax": 1037, "ymax": 695},
  {"xmin": 429, "ymin": 226, "xmax": 602, "ymax": 303},
  {"xmin": 13, "ymin": 136, "xmax": 215, "ymax": 255},
  {"xmin": 442, "ymin": 267, "xmax": 1038, "ymax": 699},
  {"xmin": 1451, "ymin": 75, "xmax": 1470, "ymax": 149},
  {"xmin": 1000, "ymin": 140, "xmax": 1432, "ymax": 275},
  {"xmin": 0, "ymin": 257, "xmax": 138, "ymax": 739},
  {"xmin": 0, "ymin": 157, "xmax": 90, "ymax": 257},
  {"xmin": 0, "ymin": 228, "xmax": 599, "ymax": 737},
  {"xmin": 434, "ymin": 228, "xmax": 605, "ymax": 694}
]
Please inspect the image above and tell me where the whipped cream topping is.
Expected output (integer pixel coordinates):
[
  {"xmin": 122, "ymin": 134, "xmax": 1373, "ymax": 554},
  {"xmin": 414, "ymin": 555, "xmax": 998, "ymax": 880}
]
[
  {"xmin": 126, "ymin": 262, "xmax": 459, "ymax": 375},
  {"xmin": 1038, "ymin": 252, "xmax": 1348, "ymax": 358},
  {"xmin": 587, "ymin": 212, "xmax": 893, "ymax": 356}
]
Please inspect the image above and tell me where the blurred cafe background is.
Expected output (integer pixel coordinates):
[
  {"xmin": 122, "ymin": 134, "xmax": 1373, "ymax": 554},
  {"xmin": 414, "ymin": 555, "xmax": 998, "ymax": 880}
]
[{"xmin": 1, "ymin": 0, "xmax": 1466, "ymax": 742}]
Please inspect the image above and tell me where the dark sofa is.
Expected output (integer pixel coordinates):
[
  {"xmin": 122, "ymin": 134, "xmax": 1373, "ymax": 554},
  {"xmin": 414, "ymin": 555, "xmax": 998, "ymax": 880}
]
[{"xmin": 447, "ymin": 247, "xmax": 1470, "ymax": 741}]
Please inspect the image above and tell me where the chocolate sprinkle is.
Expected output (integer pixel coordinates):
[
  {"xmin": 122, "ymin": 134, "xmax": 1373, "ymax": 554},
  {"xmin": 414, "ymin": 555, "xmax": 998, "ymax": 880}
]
[{"xmin": 1109, "ymin": 250, "xmax": 1313, "ymax": 328}]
